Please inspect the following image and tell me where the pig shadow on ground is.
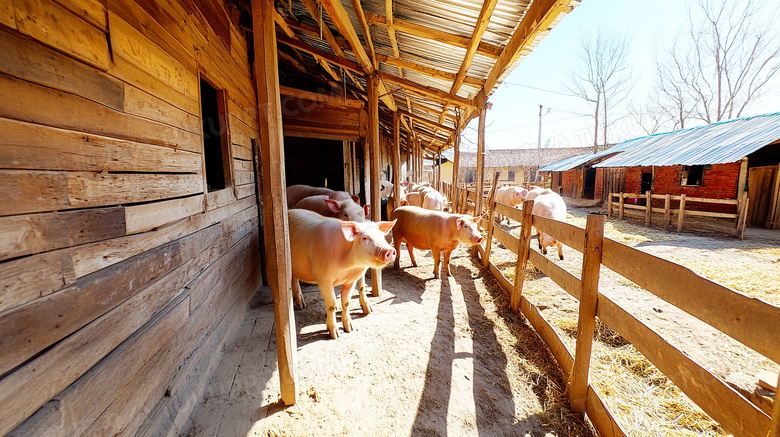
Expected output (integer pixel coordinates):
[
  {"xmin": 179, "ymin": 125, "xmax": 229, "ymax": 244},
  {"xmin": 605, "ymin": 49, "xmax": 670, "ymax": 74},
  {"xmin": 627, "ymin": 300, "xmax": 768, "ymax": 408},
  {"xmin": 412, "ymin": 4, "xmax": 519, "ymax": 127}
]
[{"xmin": 411, "ymin": 263, "xmax": 541, "ymax": 435}]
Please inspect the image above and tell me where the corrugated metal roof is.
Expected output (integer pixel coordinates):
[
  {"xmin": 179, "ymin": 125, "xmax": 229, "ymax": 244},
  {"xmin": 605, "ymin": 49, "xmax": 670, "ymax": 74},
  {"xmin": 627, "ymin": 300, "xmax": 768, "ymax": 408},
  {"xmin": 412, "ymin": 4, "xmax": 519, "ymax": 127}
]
[
  {"xmin": 275, "ymin": 0, "xmax": 580, "ymax": 149},
  {"xmin": 538, "ymin": 142, "xmax": 634, "ymax": 171},
  {"xmin": 594, "ymin": 112, "xmax": 780, "ymax": 168}
]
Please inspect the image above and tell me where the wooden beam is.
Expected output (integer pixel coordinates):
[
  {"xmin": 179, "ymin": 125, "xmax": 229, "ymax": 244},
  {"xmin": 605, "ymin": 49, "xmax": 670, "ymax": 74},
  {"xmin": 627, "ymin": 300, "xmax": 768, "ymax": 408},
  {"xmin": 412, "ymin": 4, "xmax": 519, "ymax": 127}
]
[
  {"xmin": 393, "ymin": 112, "xmax": 402, "ymax": 202},
  {"xmin": 279, "ymin": 86, "xmax": 364, "ymax": 108},
  {"xmin": 449, "ymin": 0, "xmax": 499, "ymax": 95},
  {"xmin": 365, "ymin": 12, "xmax": 502, "ymax": 59},
  {"xmin": 251, "ymin": 0, "xmax": 297, "ymax": 405},
  {"xmin": 377, "ymin": 70, "xmax": 472, "ymax": 108},
  {"xmin": 476, "ymin": 0, "xmax": 579, "ymax": 107},
  {"xmin": 276, "ymin": 33, "xmax": 362, "ymax": 73},
  {"xmin": 385, "ymin": 0, "xmax": 400, "ymax": 58},
  {"xmin": 452, "ymin": 112, "xmax": 461, "ymax": 210},
  {"xmin": 397, "ymin": 110, "xmax": 454, "ymax": 133},
  {"xmin": 350, "ymin": 0, "xmax": 377, "ymax": 69},
  {"xmin": 376, "ymin": 54, "xmax": 485, "ymax": 87},
  {"xmin": 368, "ymin": 74, "xmax": 383, "ymax": 295},
  {"xmin": 475, "ymin": 105, "xmax": 487, "ymax": 217}
]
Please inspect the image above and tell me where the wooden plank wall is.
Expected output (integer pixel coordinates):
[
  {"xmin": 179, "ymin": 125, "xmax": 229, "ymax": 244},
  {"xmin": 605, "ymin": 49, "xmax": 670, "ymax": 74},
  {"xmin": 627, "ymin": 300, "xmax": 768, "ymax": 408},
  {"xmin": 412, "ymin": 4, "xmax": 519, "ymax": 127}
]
[{"xmin": 0, "ymin": 0, "xmax": 264, "ymax": 435}]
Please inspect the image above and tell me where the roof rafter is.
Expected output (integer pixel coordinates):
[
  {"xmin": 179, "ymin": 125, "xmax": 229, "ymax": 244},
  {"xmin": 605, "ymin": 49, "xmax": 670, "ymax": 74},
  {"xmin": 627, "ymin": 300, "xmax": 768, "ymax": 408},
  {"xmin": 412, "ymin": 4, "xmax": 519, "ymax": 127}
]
[
  {"xmin": 449, "ymin": 0, "xmax": 499, "ymax": 95},
  {"xmin": 277, "ymin": 33, "xmax": 362, "ymax": 73},
  {"xmin": 376, "ymin": 54, "xmax": 485, "ymax": 88},
  {"xmin": 365, "ymin": 12, "xmax": 502, "ymax": 59},
  {"xmin": 377, "ymin": 71, "xmax": 472, "ymax": 108},
  {"xmin": 350, "ymin": 0, "xmax": 377, "ymax": 69},
  {"xmin": 397, "ymin": 109, "xmax": 454, "ymax": 133}
]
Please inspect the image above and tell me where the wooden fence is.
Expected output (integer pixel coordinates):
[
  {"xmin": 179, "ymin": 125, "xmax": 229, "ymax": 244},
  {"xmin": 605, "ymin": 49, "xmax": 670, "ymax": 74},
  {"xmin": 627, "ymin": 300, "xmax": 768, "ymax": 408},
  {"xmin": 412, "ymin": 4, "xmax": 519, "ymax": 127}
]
[
  {"xmin": 607, "ymin": 191, "xmax": 749, "ymax": 240},
  {"xmin": 443, "ymin": 180, "xmax": 780, "ymax": 437}
]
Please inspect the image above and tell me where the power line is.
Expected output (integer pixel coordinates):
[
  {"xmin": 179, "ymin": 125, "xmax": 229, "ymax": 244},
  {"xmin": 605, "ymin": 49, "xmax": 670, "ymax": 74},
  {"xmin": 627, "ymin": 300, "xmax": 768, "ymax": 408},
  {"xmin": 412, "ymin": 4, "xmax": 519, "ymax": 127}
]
[{"xmin": 503, "ymin": 82, "xmax": 580, "ymax": 98}]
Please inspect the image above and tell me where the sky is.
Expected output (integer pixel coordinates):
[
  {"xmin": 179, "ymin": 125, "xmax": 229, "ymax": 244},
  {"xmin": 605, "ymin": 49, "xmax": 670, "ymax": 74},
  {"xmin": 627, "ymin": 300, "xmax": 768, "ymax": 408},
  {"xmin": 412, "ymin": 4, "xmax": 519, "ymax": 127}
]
[{"xmin": 456, "ymin": 0, "xmax": 780, "ymax": 154}]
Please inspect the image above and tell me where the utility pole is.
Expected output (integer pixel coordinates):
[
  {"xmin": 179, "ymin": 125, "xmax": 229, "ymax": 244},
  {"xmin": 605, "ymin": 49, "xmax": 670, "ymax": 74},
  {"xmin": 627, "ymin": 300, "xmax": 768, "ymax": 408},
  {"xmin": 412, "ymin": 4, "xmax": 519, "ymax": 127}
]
[{"xmin": 537, "ymin": 104, "xmax": 543, "ymax": 149}]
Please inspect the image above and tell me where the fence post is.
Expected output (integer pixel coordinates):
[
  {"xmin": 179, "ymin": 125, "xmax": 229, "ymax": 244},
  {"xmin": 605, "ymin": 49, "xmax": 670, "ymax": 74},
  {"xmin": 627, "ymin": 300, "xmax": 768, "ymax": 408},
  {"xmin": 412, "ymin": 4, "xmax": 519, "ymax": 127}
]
[
  {"xmin": 511, "ymin": 199, "xmax": 535, "ymax": 313},
  {"xmin": 618, "ymin": 193, "xmax": 625, "ymax": 219},
  {"xmin": 736, "ymin": 191, "xmax": 748, "ymax": 240},
  {"xmin": 607, "ymin": 192, "xmax": 613, "ymax": 217},
  {"xmin": 664, "ymin": 194, "xmax": 671, "ymax": 230},
  {"xmin": 769, "ymin": 373, "xmax": 780, "ymax": 437},
  {"xmin": 677, "ymin": 194, "xmax": 686, "ymax": 232},
  {"xmin": 569, "ymin": 213, "xmax": 606, "ymax": 414},
  {"xmin": 483, "ymin": 171, "xmax": 501, "ymax": 269},
  {"xmin": 645, "ymin": 190, "xmax": 652, "ymax": 227}
]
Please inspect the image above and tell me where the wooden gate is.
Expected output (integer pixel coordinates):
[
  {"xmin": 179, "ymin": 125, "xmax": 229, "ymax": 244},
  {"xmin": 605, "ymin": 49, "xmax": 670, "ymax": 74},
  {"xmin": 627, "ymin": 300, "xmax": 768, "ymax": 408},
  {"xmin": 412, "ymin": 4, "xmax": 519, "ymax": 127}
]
[
  {"xmin": 747, "ymin": 165, "xmax": 779, "ymax": 228},
  {"xmin": 601, "ymin": 168, "xmax": 625, "ymax": 202}
]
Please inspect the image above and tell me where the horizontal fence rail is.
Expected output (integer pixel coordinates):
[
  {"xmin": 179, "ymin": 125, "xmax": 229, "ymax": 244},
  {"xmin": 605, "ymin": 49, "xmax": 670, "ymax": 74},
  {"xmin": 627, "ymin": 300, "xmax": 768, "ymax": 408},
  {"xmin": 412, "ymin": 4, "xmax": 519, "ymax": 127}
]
[
  {"xmin": 607, "ymin": 191, "xmax": 749, "ymax": 239},
  {"xmin": 454, "ymin": 184, "xmax": 780, "ymax": 437}
]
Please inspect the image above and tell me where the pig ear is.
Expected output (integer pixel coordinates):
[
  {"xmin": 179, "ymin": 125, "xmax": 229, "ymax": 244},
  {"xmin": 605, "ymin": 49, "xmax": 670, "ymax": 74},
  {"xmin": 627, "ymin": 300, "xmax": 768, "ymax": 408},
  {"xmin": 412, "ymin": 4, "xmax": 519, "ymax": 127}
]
[
  {"xmin": 472, "ymin": 216, "xmax": 481, "ymax": 224},
  {"xmin": 351, "ymin": 195, "xmax": 361, "ymax": 205},
  {"xmin": 377, "ymin": 220, "xmax": 396, "ymax": 235},
  {"xmin": 400, "ymin": 199, "xmax": 409, "ymax": 206},
  {"xmin": 339, "ymin": 221, "xmax": 359, "ymax": 241},
  {"xmin": 324, "ymin": 199, "xmax": 341, "ymax": 213},
  {"xmin": 457, "ymin": 218, "xmax": 466, "ymax": 229}
]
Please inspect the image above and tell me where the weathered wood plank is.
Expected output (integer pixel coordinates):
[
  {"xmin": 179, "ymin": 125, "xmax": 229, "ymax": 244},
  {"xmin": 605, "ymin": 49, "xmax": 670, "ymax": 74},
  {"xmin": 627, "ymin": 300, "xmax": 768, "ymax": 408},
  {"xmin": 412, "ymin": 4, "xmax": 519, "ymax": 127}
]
[
  {"xmin": 0, "ymin": 1, "xmax": 15, "ymax": 29},
  {"xmin": 528, "ymin": 249, "xmax": 580, "ymax": 299},
  {"xmin": 532, "ymin": 214, "xmax": 586, "ymax": 253},
  {"xmin": 67, "ymin": 172, "xmax": 203, "ymax": 208},
  {"xmin": 235, "ymin": 183, "xmax": 255, "ymax": 199},
  {"xmin": 228, "ymin": 99, "xmax": 260, "ymax": 132},
  {"xmin": 125, "ymin": 194, "xmax": 204, "ymax": 235},
  {"xmin": 0, "ymin": 206, "xmax": 125, "ymax": 261},
  {"xmin": 232, "ymin": 143, "xmax": 253, "ymax": 161},
  {"xmin": 586, "ymin": 387, "xmax": 628, "ymax": 437},
  {"xmin": 598, "ymin": 294, "xmax": 771, "ymax": 437},
  {"xmin": 0, "ymin": 72, "xmax": 201, "ymax": 152},
  {"xmin": 123, "ymin": 84, "xmax": 201, "ymax": 133},
  {"xmin": 0, "ymin": 118, "xmax": 201, "ymax": 173},
  {"xmin": 0, "ymin": 28, "xmax": 122, "ymax": 109},
  {"xmin": 15, "ymin": 0, "xmax": 110, "ymax": 70},
  {"xmin": 71, "ymin": 195, "xmax": 255, "ymax": 278},
  {"xmin": 7, "ymin": 293, "xmax": 189, "ymax": 437},
  {"xmin": 53, "ymin": 0, "xmax": 107, "ymax": 32},
  {"xmin": 0, "ymin": 249, "xmax": 76, "ymax": 314},
  {"xmin": 0, "ymin": 170, "xmax": 69, "ymax": 216},
  {"xmin": 109, "ymin": 12, "xmax": 198, "ymax": 101},
  {"xmin": 602, "ymin": 238, "xmax": 780, "ymax": 365},
  {"xmin": 0, "ymin": 224, "xmax": 220, "ymax": 379},
  {"xmin": 492, "ymin": 224, "xmax": 520, "ymax": 254},
  {"xmin": 495, "ymin": 201, "xmax": 523, "ymax": 223},
  {"xmin": 234, "ymin": 170, "xmax": 255, "ymax": 186}
]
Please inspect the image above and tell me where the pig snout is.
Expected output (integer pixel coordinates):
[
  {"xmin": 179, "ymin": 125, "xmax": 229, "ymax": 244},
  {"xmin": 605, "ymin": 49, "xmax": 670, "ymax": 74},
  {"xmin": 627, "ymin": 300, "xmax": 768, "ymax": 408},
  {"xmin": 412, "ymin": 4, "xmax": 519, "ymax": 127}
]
[
  {"xmin": 473, "ymin": 235, "xmax": 484, "ymax": 244},
  {"xmin": 377, "ymin": 247, "xmax": 397, "ymax": 262}
]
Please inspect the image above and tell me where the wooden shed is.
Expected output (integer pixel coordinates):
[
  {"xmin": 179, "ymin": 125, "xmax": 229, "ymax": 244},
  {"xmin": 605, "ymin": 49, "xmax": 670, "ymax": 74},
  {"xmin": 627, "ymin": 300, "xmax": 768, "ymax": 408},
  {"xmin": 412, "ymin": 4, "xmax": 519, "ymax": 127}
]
[{"xmin": 0, "ymin": 0, "xmax": 581, "ymax": 434}]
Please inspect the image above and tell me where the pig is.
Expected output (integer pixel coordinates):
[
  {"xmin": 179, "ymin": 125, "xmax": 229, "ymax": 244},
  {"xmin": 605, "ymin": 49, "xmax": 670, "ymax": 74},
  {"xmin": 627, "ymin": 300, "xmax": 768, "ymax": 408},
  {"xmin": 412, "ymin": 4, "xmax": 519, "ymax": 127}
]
[
  {"xmin": 494, "ymin": 186, "xmax": 528, "ymax": 224},
  {"xmin": 409, "ymin": 182, "xmax": 431, "ymax": 193},
  {"xmin": 525, "ymin": 187, "xmax": 555, "ymax": 201},
  {"xmin": 390, "ymin": 205, "xmax": 484, "ymax": 279},
  {"xmin": 286, "ymin": 184, "xmax": 359, "ymax": 209},
  {"xmin": 406, "ymin": 191, "xmax": 423, "ymax": 207},
  {"xmin": 379, "ymin": 180, "xmax": 394, "ymax": 199},
  {"xmin": 288, "ymin": 209, "xmax": 396, "ymax": 339},
  {"xmin": 530, "ymin": 192, "xmax": 567, "ymax": 260},
  {"xmin": 387, "ymin": 188, "xmax": 409, "ymax": 216},
  {"xmin": 421, "ymin": 190, "xmax": 447, "ymax": 211},
  {"xmin": 292, "ymin": 195, "xmax": 365, "ymax": 222}
]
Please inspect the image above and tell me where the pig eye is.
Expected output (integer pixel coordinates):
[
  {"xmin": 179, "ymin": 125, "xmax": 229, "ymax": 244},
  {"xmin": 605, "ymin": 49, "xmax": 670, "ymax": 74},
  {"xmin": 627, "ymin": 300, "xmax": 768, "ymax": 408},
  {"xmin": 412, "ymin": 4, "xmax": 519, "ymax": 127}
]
[{"xmin": 361, "ymin": 236, "xmax": 368, "ymax": 242}]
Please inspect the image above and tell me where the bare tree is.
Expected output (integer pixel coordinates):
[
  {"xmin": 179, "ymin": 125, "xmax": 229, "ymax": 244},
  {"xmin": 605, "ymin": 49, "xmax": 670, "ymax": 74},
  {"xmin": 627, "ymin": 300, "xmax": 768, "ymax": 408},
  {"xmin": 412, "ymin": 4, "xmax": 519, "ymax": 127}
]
[
  {"xmin": 566, "ymin": 29, "xmax": 633, "ymax": 153},
  {"xmin": 657, "ymin": 0, "xmax": 780, "ymax": 124},
  {"xmin": 627, "ymin": 100, "xmax": 665, "ymax": 136},
  {"xmin": 652, "ymin": 40, "xmax": 697, "ymax": 129}
]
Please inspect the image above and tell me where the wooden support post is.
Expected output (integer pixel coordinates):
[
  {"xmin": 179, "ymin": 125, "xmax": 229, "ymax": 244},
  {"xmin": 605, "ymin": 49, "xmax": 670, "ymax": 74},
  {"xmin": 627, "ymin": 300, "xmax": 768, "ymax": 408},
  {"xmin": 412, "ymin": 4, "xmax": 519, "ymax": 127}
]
[
  {"xmin": 569, "ymin": 213, "xmax": 606, "ymax": 414},
  {"xmin": 766, "ymin": 162, "xmax": 780, "ymax": 229},
  {"xmin": 343, "ymin": 141, "xmax": 353, "ymax": 194},
  {"xmin": 352, "ymin": 142, "xmax": 359, "ymax": 194},
  {"xmin": 645, "ymin": 190, "xmax": 652, "ymax": 227},
  {"xmin": 437, "ymin": 147, "xmax": 442, "ymax": 193},
  {"xmin": 405, "ymin": 140, "xmax": 412, "ymax": 183},
  {"xmin": 769, "ymin": 373, "xmax": 780, "ymax": 437},
  {"xmin": 607, "ymin": 192, "xmax": 613, "ymax": 218},
  {"xmin": 475, "ymin": 105, "xmax": 487, "ymax": 218},
  {"xmin": 251, "ymin": 0, "xmax": 296, "ymax": 405},
  {"xmin": 392, "ymin": 112, "xmax": 401, "ymax": 209},
  {"xmin": 483, "ymin": 171, "xmax": 501, "ymax": 269},
  {"xmin": 737, "ymin": 157, "xmax": 748, "ymax": 200},
  {"xmin": 368, "ymin": 74, "xmax": 382, "ymax": 296},
  {"xmin": 737, "ymin": 191, "xmax": 748, "ymax": 240},
  {"xmin": 511, "ymin": 199, "xmax": 535, "ymax": 313},
  {"xmin": 677, "ymin": 194, "xmax": 686, "ymax": 232},
  {"xmin": 453, "ymin": 116, "xmax": 461, "ymax": 212},
  {"xmin": 618, "ymin": 192, "xmax": 624, "ymax": 219},
  {"xmin": 664, "ymin": 194, "xmax": 671, "ymax": 230}
]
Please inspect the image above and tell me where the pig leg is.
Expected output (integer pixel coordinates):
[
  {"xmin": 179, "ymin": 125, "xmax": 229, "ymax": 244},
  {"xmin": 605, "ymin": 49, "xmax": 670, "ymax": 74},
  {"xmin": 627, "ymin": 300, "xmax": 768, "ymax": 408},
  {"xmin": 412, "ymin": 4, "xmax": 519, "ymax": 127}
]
[
  {"xmin": 557, "ymin": 241, "xmax": 564, "ymax": 260},
  {"xmin": 443, "ymin": 248, "xmax": 454, "ymax": 277},
  {"xmin": 407, "ymin": 244, "xmax": 418, "ymax": 267},
  {"xmin": 393, "ymin": 236, "xmax": 403, "ymax": 270},
  {"xmin": 431, "ymin": 247, "xmax": 441, "ymax": 279},
  {"xmin": 292, "ymin": 278, "xmax": 306, "ymax": 309},
  {"xmin": 357, "ymin": 269, "xmax": 372, "ymax": 314},
  {"xmin": 320, "ymin": 284, "xmax": 340, "ymax": 339},
  {"xmin": 340, "ymin": 281, "xmax": 356, "ymax": 333}
]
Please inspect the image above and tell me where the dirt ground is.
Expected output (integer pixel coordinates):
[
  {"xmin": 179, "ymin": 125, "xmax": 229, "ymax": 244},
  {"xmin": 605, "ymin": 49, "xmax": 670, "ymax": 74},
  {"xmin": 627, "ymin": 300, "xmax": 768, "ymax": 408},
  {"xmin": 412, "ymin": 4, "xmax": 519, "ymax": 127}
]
[{"xmin": 183, "ymin": 204, "xmax": 780, "ymax": 436}]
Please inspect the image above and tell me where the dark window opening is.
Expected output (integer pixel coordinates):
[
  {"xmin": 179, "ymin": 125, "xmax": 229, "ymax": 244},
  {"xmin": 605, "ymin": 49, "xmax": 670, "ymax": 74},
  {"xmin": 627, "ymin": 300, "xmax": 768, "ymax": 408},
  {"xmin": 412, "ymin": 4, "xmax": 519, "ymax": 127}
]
[
  {"xmin": 681, "ymin": 165, "xmax": 704, "ymax": 186},
  {"xmin": 507, "ymin": 168, "xmax": 516, "ymax": 180},
  {"xmin": 201, "ymin": 78, "xmax": 230, "ymax": 192},
  {"xmin": 641, "ymin": 172, "xmax": 653, "ymax": 193}
]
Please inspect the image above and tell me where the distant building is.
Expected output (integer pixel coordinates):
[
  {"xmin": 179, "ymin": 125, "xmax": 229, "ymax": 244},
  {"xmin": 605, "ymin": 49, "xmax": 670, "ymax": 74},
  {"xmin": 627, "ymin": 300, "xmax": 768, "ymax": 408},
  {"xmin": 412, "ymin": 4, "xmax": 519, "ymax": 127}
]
[{"xmin": 454, "ymin": 147, "xmax": 593, "ymax": 185}]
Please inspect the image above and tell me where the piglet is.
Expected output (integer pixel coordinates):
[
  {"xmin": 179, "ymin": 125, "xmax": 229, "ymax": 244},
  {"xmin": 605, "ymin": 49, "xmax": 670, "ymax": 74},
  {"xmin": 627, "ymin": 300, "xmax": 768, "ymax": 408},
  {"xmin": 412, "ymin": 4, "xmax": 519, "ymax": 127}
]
[
  {"xmin": 292, "ymin": 195, "xmax": 365, "ymax": 222},
  {"xmin": 390, "ymin": 205, "xmax": 483, "ymax": 278},
  {"xmin": 289, "ymin": 209, "xmax": 396, "ymax": 339}
]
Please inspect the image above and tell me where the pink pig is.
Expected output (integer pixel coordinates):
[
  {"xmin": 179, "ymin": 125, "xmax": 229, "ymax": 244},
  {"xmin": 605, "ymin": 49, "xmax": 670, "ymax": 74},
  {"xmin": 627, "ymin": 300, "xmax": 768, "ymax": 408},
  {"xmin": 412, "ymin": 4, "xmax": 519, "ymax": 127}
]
[
  {"xmin": 292, "ymin": 195, "xmax": 365, "ymax": 222},
  {"xmin": 289, "ymin": 209, "xmax": 396, "ymax": 339},
  {"xmin": 286, "ymin": 184, "xmax": 359, "ymax": 209},
  {"xmin": 494, "ymin": 186, "xmax": 528, "ymax": 224},
  {"xmin": 530, "ymin": 191, "xmax": 567, "ymax": 260},
  {"xmin": 390, "ymin": 206, "xmax": 484, "ymax": 278}
]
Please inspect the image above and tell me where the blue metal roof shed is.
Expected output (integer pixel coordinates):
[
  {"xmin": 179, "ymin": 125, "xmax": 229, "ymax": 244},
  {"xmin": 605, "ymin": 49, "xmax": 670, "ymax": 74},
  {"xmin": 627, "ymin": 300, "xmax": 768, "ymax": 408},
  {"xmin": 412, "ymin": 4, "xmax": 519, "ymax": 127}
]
[
  {"xmin": 538, "ymin": 141, "xmax": 636, "ymax": 172},
  {"xmin": 593, "ymin": 112, "xmax": 780, "ymax": 168}
]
